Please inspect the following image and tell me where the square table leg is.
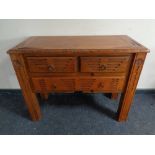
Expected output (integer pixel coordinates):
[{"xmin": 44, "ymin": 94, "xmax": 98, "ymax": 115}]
[
  {"xmin": 117, "ymin": 53, "xmax": 146, "ymax": 121},
  {"xmin": 10, "ymin": 53, "xmax": 41, "ymax": 121}
]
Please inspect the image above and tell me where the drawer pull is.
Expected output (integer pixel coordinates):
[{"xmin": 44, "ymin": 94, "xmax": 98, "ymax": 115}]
[
  {"xmin": 48, "ymin": 65, "xmax": 55, "ymax": 72},
  {"xmin": 81, "ymin": 56, "xmax": 130, "ymax": 73},
  {"xmin": 27, "ymin": 57, "xmax": 76, "ymax": 73},
  {"xmin": 51, "ymin": 84, "xmax": 57, "ymax": 89},
  {"xmin": 98, "ymin": 82, "xmax": 104, "ymax": 88},
  {"xmin": 99, "ymin": 65, "xmax": 106, "ymax": 70}
]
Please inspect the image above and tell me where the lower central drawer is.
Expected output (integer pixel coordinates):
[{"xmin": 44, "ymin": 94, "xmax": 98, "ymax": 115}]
[{"xmin": 31, "ymin": 76, "xmax": 125, "ymax": 93}]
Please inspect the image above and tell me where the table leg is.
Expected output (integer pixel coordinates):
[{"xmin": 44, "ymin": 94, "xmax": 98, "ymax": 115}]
[
  {"xmin": 10, "ymin": 53, "xmax": 41, "ymax": 121},
  {"xmin": 117, "ymin": 53, "xmax": 146, "ymax": 121}
]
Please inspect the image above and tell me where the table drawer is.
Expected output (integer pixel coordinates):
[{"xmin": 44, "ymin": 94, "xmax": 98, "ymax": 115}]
[
  {"xmin": 80, "ymin": 56, "xmax": 130, "ymax": 73},
  {"xmin": 27, "ymin": 57, "xmax": 77, "ymax": 73},
  {"xmin": 31, "ymin": 76, "xmax": 125, "ymax": 93},
  {"xmin": 77, "ymin": 76, "xmax": 125, "ymax": 92}
]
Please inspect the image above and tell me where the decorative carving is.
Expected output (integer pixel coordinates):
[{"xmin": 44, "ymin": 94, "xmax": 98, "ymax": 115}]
[
  {"xmin": 13, "ymin": 60, "xmax": 23, "ymax": 68},
  {"xmin": 135, "ymin": 58, "xmax": 144, "ymax": 66},
  {"xmin": 110, "ymin": 78, "xmax": 119, "ymax": 90},
  {"xmin": 81, "ymin": 56, "xmax": 130, "ymax": 73},
  {"xmin": 98, "ymin": 82, "xmax": 104, "ymax": 88},
  {"xmin": 28, "ymin": 58, "xmax": 48, "ymax": 65},
  {"xmin": 27, "ymin": 57, "xmax": 76, "ymax": 72},
  {"xmin": 39, "ymin": 79, "xmax": 47, "ymax": 91},
  {"xmin": 130, "ymin": 58, "xmax": 144, "ymax": 91},
  {"xmin": 77, "ymin": 77, "xmax": 124, "ymax": 92}
]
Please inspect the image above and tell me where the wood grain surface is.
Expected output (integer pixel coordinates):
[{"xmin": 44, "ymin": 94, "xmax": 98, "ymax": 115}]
[{"xmin": 7, "ymin": 36, "xmax": 148, "ymax": 121}]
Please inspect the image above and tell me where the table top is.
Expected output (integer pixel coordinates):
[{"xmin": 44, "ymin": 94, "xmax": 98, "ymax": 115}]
[{"xmin": 8, "ymin": 35, "xmax": 149, "ymax": 53}]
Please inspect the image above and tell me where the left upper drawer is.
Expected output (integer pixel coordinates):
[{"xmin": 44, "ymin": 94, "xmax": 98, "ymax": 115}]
[{"xmin": 26, "ymin": 57, "xmax": 77, "ymax": 73}]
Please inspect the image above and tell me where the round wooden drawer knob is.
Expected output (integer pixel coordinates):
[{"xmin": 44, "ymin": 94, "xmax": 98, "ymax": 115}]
[
  {"xmin": 99, "ymin": 65, "xmax": 106, "ymax": 70},
  {"xmin": 51, "ymin": 84, "xmax": 56, "ymax": 89},
  {"xmin": 48, "ymin": 65, "xmax": 55, "ymax": 72}
]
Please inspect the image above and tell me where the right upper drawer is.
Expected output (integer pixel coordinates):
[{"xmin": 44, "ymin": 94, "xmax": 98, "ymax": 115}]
[{"xmin": 80, "ymin": 56, "xmax": 131, "ymax": 73}]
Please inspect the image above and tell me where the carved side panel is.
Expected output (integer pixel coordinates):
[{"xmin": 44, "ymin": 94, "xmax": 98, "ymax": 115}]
[
  {"xmin": 118, "ymin": 53, "xmax": 147, "ymax": 121},
  {"xmin": 39, "ymin": 79, "xmax": 47, "ymax": 91}
]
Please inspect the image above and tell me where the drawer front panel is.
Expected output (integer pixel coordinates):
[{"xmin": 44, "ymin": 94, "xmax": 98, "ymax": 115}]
[
  {"xmin": 32, "ymin": 77, "xmax": 75, "ymax": 92},
  {"xmin": 76, "ymin": 77, "xmax": 125, "ymax": 92},
  {"xmin": 80, "ymin": 56, "xmax": 130, "ymax": 73},
  {"xmin": 27, "ymin": 57, "xmax": 77, "ymax": 73},
  {"xmin": 31, "ymin": 76, "xmax": 125, "ymax": 93}
]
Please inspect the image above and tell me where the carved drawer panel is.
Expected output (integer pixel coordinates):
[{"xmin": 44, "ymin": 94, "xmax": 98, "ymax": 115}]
[
  {"xmin": 31, "ymin": 76, "xmax": 125, "ymax": 93},
  {"xmin": 27, "ymin": 57, "xmax": 77, "ymax": 73},
  {"xmin": 31, "ymin": 77, "xmax": 75, "ymax": 92},
  {"xmin": 80, "ymin": 56, "xmax": 130, "ymax": 73},
  {"xmin": 76, "ymin": 76, "xmax": 125, "ymax": 92}
]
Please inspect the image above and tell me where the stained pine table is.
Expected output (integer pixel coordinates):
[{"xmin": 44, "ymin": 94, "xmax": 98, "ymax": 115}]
[{"xmin": 7, "ymin": 35, "xmax": 149, "ymax": 121}]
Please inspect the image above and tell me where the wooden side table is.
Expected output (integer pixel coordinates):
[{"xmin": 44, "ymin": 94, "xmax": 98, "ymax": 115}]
[{"xmin": 7, "ymin": 35, "xmax": 149, "ymax": 121}]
